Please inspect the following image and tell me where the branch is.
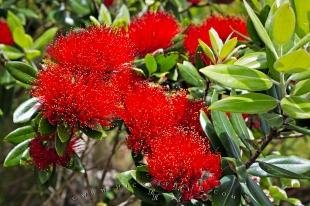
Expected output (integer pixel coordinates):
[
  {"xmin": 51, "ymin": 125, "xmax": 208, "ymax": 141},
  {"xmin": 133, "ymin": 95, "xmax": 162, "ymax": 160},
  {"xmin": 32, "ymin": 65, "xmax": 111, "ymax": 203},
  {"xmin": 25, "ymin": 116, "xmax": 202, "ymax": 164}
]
[{"xmin": 245, "ymin": 130, "xmax": 277, "ymax": 169}]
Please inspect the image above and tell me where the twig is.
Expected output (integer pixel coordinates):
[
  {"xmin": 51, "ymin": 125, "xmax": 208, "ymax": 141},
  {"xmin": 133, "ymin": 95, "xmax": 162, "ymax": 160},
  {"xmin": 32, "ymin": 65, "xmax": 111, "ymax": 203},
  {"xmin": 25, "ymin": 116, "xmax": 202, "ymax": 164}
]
[
  {"xmin": 245, "ymin": 130, "xmax": 277, "ymax": 169},
  {"xmin": 84, "ymin": 171, "xmax": 95, "ymax": 205},
  {"xmin": 97, "ymin": 123, "xmax": 122, "ymax": 202}
]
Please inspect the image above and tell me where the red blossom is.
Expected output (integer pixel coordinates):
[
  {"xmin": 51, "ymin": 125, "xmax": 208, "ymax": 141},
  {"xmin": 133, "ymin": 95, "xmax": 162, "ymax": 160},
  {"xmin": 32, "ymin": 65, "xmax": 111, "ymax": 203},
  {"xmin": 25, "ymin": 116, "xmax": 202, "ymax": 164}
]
[
  {"xmin": 47, "ymin": 26, "xmax": 134, "ymax": 74},
  {"xmin": 128, "ymin": 12, "xmax": 179, "ymax": 57},
  {"xmin": 147, "ymin": 129, "xmax": 221, "ymax": 200},
  {"xmin": 184, "ymin": 15, "xmax": 248, "ymax": 56},
  {"xmin": 32, "ymin": 65, "xmax": 130, "ymax": 127},
  {"xmin": 103, "ymin": 0, "xmax": 114, "ymax": 7},
  {"xmin": 29, "ymin": 135, "xmax": 79, "ymax": 170},
  {"xmin": 0, "ymin": 19, "xmax": 14, "ymax": 45}
]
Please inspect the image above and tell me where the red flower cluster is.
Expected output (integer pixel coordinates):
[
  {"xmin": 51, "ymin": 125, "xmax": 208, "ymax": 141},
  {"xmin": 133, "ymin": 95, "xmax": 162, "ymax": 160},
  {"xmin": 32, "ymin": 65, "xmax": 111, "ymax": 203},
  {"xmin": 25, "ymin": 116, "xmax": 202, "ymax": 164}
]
[
  {"xmin": 33, "ymin": 26, "xmax": 136, "ymax": 128},
  {"xmin": 0, "ymin": 19, "xmax": 14, "ymax": 45},
  {"xmin": 184, "ymin": 15, "xmax": 248, "ymax": 55},
  {"xmin": 129, "ymin": 12, "xmax": 179, "ymax": 56},
  {"xmin": 147, "ymin": 130, "xmax": 221, "ymax": 200},
  {"xmin": 29, "ymin": 135, "xmax": 78, "ymax": 170}
]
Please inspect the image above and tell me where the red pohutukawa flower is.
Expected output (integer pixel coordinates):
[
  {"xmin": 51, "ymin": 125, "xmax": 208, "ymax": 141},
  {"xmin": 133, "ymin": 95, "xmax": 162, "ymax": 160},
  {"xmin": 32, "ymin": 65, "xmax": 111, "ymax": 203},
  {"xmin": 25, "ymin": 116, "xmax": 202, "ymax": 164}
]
[
  {"xmin": 122, "ymin": 82, "xmax": 184, "ymax": 153},
  {"xmin": 47, "ymin": 26, "xmax": 134, "ymax": 74},
  {"xmin": 147, "ymin": 129, "xmax": 221, "ymax": 200},
  {"xmin": 0, "ymin": 19, "xmax": 14, "ymax": 45},
  {"xmin": 184, "ymin": 15, "xmax": 248, "ymax": 55},
  {"xmin": 29, "ymin": 135, "xmax": 79, "ymax": 170},
  {"xmin": 103, "ymin": 0, "xmax": 114, "ymax": 7},
  {"xmin": 32, "ymin": 65, "xmax": 126, "ymax": 127},
  {"xmin": 128, "ymin": 11, "xmax": 179, "ymax": 57}
]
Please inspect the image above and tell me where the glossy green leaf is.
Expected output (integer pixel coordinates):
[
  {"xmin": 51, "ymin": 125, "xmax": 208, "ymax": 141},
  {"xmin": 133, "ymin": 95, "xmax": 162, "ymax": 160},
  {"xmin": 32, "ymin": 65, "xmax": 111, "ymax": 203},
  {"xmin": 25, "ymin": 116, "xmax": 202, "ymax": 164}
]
[
  {"xmin": 243, "ymin": 0, "xmax": 278, "ymax": 58},
  {"xmin": 33, "ymin": 27, "xmax": 58, "ymax": 50},
  {"xmin": 98, "ymin": 4, "xmax": 112, "ymax": 25},
  {"xmin": 209, "ymin": 28, "xmax": 223, "ymax": 56},
  {"xmin": 145, "ymin": 54, "xmax": 157, "ymax": 75},
  {"xmin": 13, "ymin": 98, "xmax": 41, "ymax": 123},
  {"xmin": 82, "ymin": 125, "xmax": 107, "ymax": 140},
  {"xmin": 5, "ymin": 61, "xmax": 37, "ymax": 85},
  {"xmin": 258, "ymin": 161, "xmax": 308, "ymax": 179},
  {"xmin": 89, "ymin": 16, "xmax": 100, "ymax": 26},
  {"xmin": 274, "ymin": 49, "xmax": 310, "ymax": 73},
  {"xmin": 178, "ymin": 61, "xmax": 205, "ymax": 87},
  {"xmin": 209, "ymin": 93, "xmax": 278, "ymax": 114},
  {"xmin": 3, "ymin": 139, "xmax": 31, "ymax": 167},
  {"xmin": 198, "ymin": 39, "xmax": 216, "ymax": 63},
  {"xmin": 230, "ymin": 113, "xmax": 253, "ymax": 150},
  {"xmin": 288, "ymin": 33, "xmax": 310, "ymax": 52},
  {"xmin": 248, "ymin": 155, "xmax": 310, "ymax": 177},
  {"xmin": 259, "ymin": 113, "xmax": 283, "ymax": 128},
  {"xmin": 25, "ymin": 49, "xmax": 41, "ymax": 60},
  {"xmin": 213, "ymin": 175, "xmax": 241, "ymax": 206},
  {"xmin": 7, "ymin": 11, "xmax": 23, "ymax": 33},
  {"xmin": 0, "ymin": 45, "xmax": 24, "ymax": 60},
  {"xmin": 246, "ymin": 176, "xmax": 272, "ymax": 206},
  {"xmin": 57, "ymin": 123, "xmax": 71, "ymax": 143},
  {"xmin": 220, "ymin": 37, "xmax": 238, "ymax": 60},
  {"xmin": 112, "ymin": 5, "xmax": 130, "ymax": 27},
  {"xmin": 293, "ymin": 0, "xmax": 310, "ymax": 37},
  {"xmin": 281, "ymin": 96, "xmax": 310, "ymax": 119},
  {"xmin": 39, "ymin": 117, "xmax": 55, "ymax": 135},
  {"xmin": 38, "ymin": 167, "xmax": 53, "ymax": 184},
  {"xmin": 271, "ymin": 3, "xmax": 295, "ymax": 45},
  {"xmin": 4, "ymin": 125, "xmax": 35, "ymax": 144},
  {"xmin": 67, "ymin": 154, "xmax": 85, "ymax": 173},
  {"xmin": 13, "ymin": 27, "xmax": 33, "ymax": 49},
  {"xmin": 292, "ymin": 79, "xmax": 310, "ymax": 96},
  {"xmin": 269, "ymin": 186, "xmax": 287, "ymax": 200},
  {"xmin": 234, "ymin": 52, "xmax": 267, "ymax": 69},
  {"xmin": 211, "ymin": 92, "xmax": 241, "ymax": 159},
  {"xmin": 288, "ymin": 69, "xmax": 310, "ymax": 81},
  {"xmin": 156, "ymin": 53, "xmax": 178, "ymax": 72},
  {"xmin": 200, "ymin": 64, "xmax": 273, "ymax": 91},
  {"xmin": 55, "ymin": 135, "xmax": 67, "ymax": 156}
]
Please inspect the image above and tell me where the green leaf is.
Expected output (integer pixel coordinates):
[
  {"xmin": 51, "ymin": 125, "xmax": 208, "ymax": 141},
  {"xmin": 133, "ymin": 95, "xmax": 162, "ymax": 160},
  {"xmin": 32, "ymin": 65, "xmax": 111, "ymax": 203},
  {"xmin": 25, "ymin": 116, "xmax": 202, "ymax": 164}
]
[
  {"xmin": 0, "ymin": 45, "xmax": 24, "ymax": 60},
  {"xmin": 5, "ymin": 61, "xmax": 37, "ymax": 85},
  {"xmin": 89, "ymin": 16, "xmax": 100, "ymax": 26},
  {"xmin": 39, "ymin": 117, "xmax": 55, "ymax": 135},
  {"xmin": 4, "ymin": 125, "xmax": 35, "ymax": 144},
  {"xmin": 0, "ymin": 109, "xmax": 3, "ymax": 117},
  {"xmin": 7, "ymin": 11, "xmax": 24, "ymax": 33},
  {"xmin": 230, "ymin": 113, "xmax": 253, "ymax": 150},
  {"xmin": 211, "ymin": 92, "xmax": 241, "ymax": 159},
  {"xmin": 117, "ymin": 170, "xmax": 135, "ymax": 193},
  {"xmin": 269, "ymin": 186, "xmax": 287, "ymax": 201},
  {"xmin": 13, "ymin": 98, "xmax": 41, "ymax": 123},
  {"xmin": 198, "ymin": 39, "xmax": 216, "ymax": 64},
  {"xmin": 13, "ymin": 27, "xmax": 33, "ymax": 49},
  {"xmin": 288, "ymin": 33, "xmax": 310, "ymax": 52},
  {"xmin": 57, "ymin": 123, "xmax": 71, "ymax": 143},
  {"xmin": 220, "ymin": 37, "xmax": 238, "ymax": 61},
  {"xmin": 25, "ymin": 49, "xmax": 41, "ymax": 60},
  {"xmin": 67, "ymin": 154, "xmax": 85, "ymax": 173},
  {"xmin": 248, "ymin": 155, "xmax": 310, "ymax": 177},
  {"xmin": 144, "ymin": 54, "xmax": 157, "ymax": 75},
  {"xmin": 234, "ymin": 52, "xmax": 267, "ymax": 69},
  {"xmin": 246, "ymin": 176, "xmax": 272, "ymax": 206},
  {"xmin": 69, "ymin": 0, "xmax": 91, "ymax": 16},
  {"xmin": 112, "ymin": 5, "xmax": 130, "ymax": 28},
  {"xmin": 288, "ymin": 69, "xmax": 310, "ymax": 81},
  {"xmin": 33, "ymin": 27, "xmax": 58, "ymax": 50},
  {"xmin": 178, "ymin": 61, "xmax": 205, "ymax": 87},
  {"xmin": 274, "ymin": 49, "xmax": 310, "ymax": 73},
  {"xmin": 55, "ymin": 135, "xmax": 67, "ymax": 156},
  {"xmin": 281, "ymin": 96, "xmax": 310, "ymax": 119},
  {"xmin": 156, "ymin": 53, "xmax": 178, "ymax": 72},
  {"xmin": 200, "ymin": 64, "xmax": 273, "ymax": 91},
  {"xmin": 258, "ymin": 161, "xmax": 308, "ymax": 179},
  {"xmin": 82, "ymin": 125, "xmax": 107, "ymax": 140},
  {"xmin": 271, "ymin": 3, "xmax": 296, "ymax": 45},
  {"xmin": 292, "ymin": 0, "xmax": 310, "ymax": 37},
  {"xmin": 209, "ymin": 93, "xmax": 278, "ymax": 114},
  {"xmin": 3, "ymin": 139, "xmax": 31, "ymax": 167},
  {"xmin": 243, "ymin": 0, "xmax": 278, "ymax": 59},
  {"xmin": 292, "ymin": 79, "xmax": 310, "ymax": 96},
  {"xmin": 209, "ymin": 28, "xmax": 223, "ymax": 56},
  {"xmin": 213, "ymin": 175, "xmax": 241, "ymax": 206},
  {"xmin": 98, "ymin": 3, "xmax": 112, "ymax": 25},
  {"xmin": 259, "ymin": 113, "xmax": 283, "ymax": 128},
  {"xmin": 38, "ymin": 167, "xmax": 53, "ymax": 184}
]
